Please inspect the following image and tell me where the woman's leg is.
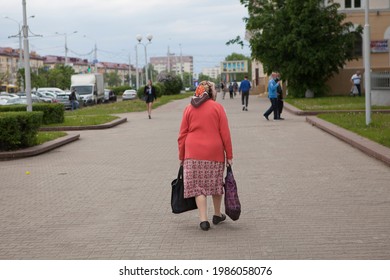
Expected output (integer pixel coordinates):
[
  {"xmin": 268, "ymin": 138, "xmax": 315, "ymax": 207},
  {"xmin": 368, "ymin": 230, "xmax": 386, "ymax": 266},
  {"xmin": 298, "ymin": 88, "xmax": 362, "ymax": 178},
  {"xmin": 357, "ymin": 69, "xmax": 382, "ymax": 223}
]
[
  {"xmin": 212, "ymin": 194, "xmax": 223, "ymax": 216},
  {"xmin": 195, "ymin": 195, "xmax": 208, "ymax": 222}
]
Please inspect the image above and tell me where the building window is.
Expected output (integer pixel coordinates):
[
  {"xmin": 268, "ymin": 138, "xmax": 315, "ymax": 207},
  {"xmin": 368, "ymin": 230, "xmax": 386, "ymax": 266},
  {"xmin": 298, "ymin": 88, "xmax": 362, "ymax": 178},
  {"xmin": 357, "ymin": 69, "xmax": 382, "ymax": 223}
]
[
  {"xmin": 345, "ymin": 0, "xmax": 361, "ymax": 9},
  {"xmin": 352, "ymin": 33, "xmax": 363, "ymax": 57}
]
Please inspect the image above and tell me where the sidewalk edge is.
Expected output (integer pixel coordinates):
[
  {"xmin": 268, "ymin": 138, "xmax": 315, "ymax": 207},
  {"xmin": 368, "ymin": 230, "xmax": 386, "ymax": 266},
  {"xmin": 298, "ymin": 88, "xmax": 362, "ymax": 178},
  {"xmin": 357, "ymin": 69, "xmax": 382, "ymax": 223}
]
[
  {"xmin": 306, "ymin": 116, "xmax": 390, "ymax": 167},
  {"xmin": 0, "ymin": 133, "xmax": 80, "ymax": 160}
]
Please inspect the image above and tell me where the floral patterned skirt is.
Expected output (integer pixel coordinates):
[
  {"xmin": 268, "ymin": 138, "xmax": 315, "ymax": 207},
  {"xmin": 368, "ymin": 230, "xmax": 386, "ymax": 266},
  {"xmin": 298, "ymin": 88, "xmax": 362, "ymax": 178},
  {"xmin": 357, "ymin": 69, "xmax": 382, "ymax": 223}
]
[{"xmin": 183, "ymin": 159, "xmax": 224, "ymax": 199}]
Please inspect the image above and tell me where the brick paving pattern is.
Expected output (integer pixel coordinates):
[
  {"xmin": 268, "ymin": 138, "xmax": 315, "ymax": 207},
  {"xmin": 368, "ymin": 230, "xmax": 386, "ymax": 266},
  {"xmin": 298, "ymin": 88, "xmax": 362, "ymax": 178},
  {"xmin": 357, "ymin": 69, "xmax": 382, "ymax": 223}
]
[{"xmin": 0, "ymin": 94, "xmax": 389, "ymax": 260}]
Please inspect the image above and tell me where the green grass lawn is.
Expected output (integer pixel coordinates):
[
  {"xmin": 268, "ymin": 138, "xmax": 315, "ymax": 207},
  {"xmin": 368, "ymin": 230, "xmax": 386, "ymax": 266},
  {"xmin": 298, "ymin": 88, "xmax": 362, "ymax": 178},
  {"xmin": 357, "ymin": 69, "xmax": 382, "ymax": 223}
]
[
  {"xmin": 44, "ymin": 115, "xmax": 119, "ymax": 127},
  {"xmin": 2, "ymin": 93, "xmax": 193, "ymax": 151},
  {"xmin": 36, "ymin": 131, "xmax": 67, "ymax": 145},
  {"xmin": 318, "ymin": 112, "xmax": 390, "ymax": 148},
  {"xmin": 66, "ymin": 93, "xmax": 192, "ymax": 116},
  {"xmin": 43, "ymin": 93, "xmax": 192, "ymax": 127},
  {"xmin": 286, "ymin": 96, "xmax": 390, "ymax": 111}
]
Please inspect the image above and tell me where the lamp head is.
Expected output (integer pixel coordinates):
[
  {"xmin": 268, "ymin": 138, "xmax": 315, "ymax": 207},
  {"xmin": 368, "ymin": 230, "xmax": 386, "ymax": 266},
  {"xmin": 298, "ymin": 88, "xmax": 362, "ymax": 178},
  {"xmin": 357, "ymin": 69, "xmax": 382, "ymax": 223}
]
[
  {"xmin": 146, "ymin": 34, "xmax": 153, "ymax": 42},
  {"xmin": 136, "ymin": 34, "xmax": 142, "ymax": 42}
]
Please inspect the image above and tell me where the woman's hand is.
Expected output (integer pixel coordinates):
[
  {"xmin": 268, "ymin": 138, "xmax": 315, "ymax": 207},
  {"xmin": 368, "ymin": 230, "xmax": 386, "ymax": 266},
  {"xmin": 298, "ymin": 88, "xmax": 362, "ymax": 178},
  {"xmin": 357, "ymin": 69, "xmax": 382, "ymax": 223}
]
[{"xmin": 227, "ymin": 159, "xmax": 233, "ymax": 167}]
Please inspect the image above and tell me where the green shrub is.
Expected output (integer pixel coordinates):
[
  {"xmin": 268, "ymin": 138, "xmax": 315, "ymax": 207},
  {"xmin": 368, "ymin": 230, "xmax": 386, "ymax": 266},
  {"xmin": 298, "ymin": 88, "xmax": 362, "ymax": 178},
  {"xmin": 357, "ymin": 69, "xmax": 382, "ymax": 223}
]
[
  {"xmin": 0, "ymin": 111, "xmax": 43, "ymax": 151},
  {"xmin": 0, "ymin": 103, "xmax": 64, "ymax": 124},
  {"xmin": 137, "ymin": 86, "xmax": 145, "ymax": 99},
  {"xmin": 111, "ymin": 85, "xmax": 132, "ymax": 96},
  {"xmin": 32, "ymin": 103, "xmax": 64, "ymax": 124},
  {"xmin": 137, "ymin": 83, "xmax": 166, "ymax": 99},
  {"xmin": 154, "ymin": 82, "xmax": 165, "ymax": 97}
]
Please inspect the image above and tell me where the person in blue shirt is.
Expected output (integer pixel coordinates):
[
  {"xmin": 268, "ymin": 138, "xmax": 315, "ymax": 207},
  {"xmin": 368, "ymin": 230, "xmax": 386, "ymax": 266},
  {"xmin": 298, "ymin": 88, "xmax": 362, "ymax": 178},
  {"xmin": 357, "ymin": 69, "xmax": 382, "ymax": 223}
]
[
  {"xmin": 239, "ymin": 76, "xmax": 251, "ymax": 111},
  {"xmin": 263, "ymin": 72, "xmax": 281, "ymax": 120}
]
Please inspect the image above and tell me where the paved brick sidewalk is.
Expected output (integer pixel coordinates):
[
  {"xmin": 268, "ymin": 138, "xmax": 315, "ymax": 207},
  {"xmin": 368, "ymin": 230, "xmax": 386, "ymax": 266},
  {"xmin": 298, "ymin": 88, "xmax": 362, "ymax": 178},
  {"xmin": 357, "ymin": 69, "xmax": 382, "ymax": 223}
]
[{"xmin": 0, "ymin": 94, "xmax": 389, "ymax": 260}]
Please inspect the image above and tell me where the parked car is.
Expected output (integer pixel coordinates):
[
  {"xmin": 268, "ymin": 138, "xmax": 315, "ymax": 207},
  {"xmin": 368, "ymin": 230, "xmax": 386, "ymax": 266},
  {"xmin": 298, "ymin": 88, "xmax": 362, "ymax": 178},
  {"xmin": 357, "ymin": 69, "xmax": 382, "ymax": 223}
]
[
  {"xmin": 35, "ymin": 91, "xmax": 55, "ymax": 103},
  {"xmin": 37, "ymin": 87, "xmax": 64, "ymax": 96},
  {"xmin": 3, "ymin": 97, "xmax": 28, "ymax": 105},
  {"xmin": 16, "ymin": 92, "xmax": 41, "ymax": 103},
  {"xmin": 104, "ymin": 89, "xmax": 117, "ymax": 103},
  {"xmin": 56, "ymin": 91, "xmax": 81, "ymax": 110},
  {"xmin": 122, "ymin": 89, "xmax": 137, "ymax": 101}
]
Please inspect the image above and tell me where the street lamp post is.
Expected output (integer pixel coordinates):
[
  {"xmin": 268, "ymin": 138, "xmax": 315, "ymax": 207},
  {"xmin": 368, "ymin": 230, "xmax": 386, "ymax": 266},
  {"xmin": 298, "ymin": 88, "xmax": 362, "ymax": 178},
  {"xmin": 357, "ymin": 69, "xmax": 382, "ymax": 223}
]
[
  {"xmin": 136, "ymin": 34, "xmax": 153, "ymax": 85},
  {"xmin": 56, "ymin": 31, "xmax": 77, "ymax": 65},
  {"xmin": 4, "ymin": 15, "xmax": 35, "ymax": 71},
  {"xmin": 364, "ymin": 0, "xmax": 371, "ymax": 125},
  {"xmin": 135, "ymin": 45, "xmax": 139, "ymax": 90},
  {"xmin": 21, "ymin": 0, "xmax": 32, "ymax": 111},
  {"xmin": 83, "ymin": 35, "xmax": 98, "ymax": 73}
]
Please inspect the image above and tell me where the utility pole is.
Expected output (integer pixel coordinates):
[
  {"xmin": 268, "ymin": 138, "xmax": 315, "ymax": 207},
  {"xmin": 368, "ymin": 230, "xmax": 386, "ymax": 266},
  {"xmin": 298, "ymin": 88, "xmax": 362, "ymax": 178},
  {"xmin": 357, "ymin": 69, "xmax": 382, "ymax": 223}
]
[
  {"xmin": 167, "ymin": 46, "xmax": 170, "ymax": 73},
  {"xmin": 179, "ymin": 44, "xmax": 183, "ymax": 82},
  {"xmin": 128, "ymin": 54, "xmax": 132, "ymax": 87},
  {"xmin": 94, "ymin": 43, "xmax": 98, "ymax": 73},
  {"xmin": 364, "ymin": 0, "xmax": 371, "ymax": 125},
  {"xmin": 22, "ymin": 0, "xmax": 32, "ymax": 112},
  {"xmin": 135, "ymin": 45, "xmax": 139, "ymax": 90}
]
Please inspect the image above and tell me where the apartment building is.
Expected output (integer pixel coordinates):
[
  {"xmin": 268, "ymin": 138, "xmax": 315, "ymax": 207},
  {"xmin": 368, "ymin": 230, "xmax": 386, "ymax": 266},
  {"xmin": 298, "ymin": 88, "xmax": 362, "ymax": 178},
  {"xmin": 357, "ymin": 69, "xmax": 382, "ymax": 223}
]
[
  {"xmin": 327, "ymin": 0, "xmax": 390, "ymax": 94},
  {"xmin": 202, "ymin": 66, "xmax": 221, "ymax": 80},
  {"xmin": 0, "ymin": 47, "xmax": 136, "ymax": 87},
  {"xmin": 43, "ymin": 55, "xmax": 90, "ymax": 73},
  {"xmin": 250, "ymin": 0, "xmax": 390, "ymax": 95},
  {"xmin": 0, "ymin": 47, "xmax": 44, "ymax": 85},
  {"xmin": 150, "ymin": 55, "xmax": 193, "ymax": 75}
]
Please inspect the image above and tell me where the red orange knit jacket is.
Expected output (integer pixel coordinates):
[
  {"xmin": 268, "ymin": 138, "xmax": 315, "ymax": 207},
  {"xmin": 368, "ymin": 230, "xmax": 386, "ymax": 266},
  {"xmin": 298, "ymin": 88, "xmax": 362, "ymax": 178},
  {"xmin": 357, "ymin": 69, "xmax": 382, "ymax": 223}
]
[{"xmin": 178, "ymin": 99, "xmax": 233, "ymax": 163}]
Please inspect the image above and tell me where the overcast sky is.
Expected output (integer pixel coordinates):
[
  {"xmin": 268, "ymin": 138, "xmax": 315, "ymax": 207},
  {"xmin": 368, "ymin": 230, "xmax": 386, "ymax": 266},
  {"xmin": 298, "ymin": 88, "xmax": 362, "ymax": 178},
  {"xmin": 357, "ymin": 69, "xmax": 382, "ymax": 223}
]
[{"xmin": 0, "ymin": 0, "xmax": 251, "ymax": 74}]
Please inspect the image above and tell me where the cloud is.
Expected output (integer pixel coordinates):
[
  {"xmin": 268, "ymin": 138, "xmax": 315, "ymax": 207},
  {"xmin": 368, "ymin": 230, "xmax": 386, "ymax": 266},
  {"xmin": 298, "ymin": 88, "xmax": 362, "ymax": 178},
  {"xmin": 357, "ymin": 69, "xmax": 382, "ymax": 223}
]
[{"xmin": 1, "ymin": 0, "xmax": 250, "ymax": 73}]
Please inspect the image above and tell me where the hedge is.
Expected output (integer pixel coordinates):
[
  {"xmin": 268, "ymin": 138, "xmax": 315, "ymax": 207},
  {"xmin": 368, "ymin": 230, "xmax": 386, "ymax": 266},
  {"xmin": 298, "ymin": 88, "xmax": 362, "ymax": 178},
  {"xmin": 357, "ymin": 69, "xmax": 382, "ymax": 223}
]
[
  {"xmin": 137, "ymin": 83, "xmax": 164, "ymax": 99},
  {"xmin": 0, "ymin": 111, "xmax": 43, "ymax": 151},
  {"xmin": 0, "ymin": 103, "xmax": 64, "ymax": 124}
]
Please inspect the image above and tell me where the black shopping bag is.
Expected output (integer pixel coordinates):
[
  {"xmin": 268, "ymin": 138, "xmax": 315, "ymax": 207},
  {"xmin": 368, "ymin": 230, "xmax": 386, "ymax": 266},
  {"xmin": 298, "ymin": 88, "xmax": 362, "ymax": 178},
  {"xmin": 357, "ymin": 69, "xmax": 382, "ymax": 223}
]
[{"xmin": 171, "ymin": 166, "xmax": 197, "ymax": 214}]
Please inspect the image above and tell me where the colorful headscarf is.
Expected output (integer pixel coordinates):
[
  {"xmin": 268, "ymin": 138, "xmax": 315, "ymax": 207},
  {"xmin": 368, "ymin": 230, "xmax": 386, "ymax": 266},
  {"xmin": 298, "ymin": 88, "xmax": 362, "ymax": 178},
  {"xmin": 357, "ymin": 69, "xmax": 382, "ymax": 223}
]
[{"xmin": 195, "ymin": 81, "xmax": 216, "ymax": 97}]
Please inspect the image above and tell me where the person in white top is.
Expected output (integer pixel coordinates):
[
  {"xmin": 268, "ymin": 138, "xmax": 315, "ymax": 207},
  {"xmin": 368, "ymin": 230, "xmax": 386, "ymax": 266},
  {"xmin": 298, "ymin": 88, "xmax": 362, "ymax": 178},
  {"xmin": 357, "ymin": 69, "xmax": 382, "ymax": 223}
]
[{"xmin": 350, "ymin": 70, "xmax": 362, "ymax": 97}]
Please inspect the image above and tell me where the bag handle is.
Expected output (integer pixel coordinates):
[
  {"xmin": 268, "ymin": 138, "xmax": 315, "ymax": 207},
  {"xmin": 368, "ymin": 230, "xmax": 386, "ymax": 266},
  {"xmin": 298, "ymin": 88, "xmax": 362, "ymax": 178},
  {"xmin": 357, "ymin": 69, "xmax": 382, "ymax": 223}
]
[
  {"xmin": 226, "ymin": 164, "xmax": 232, "ymax": 174},
  {"xmin": 178, "ymin": 165, "xmax": 183, "ymax": 180}
]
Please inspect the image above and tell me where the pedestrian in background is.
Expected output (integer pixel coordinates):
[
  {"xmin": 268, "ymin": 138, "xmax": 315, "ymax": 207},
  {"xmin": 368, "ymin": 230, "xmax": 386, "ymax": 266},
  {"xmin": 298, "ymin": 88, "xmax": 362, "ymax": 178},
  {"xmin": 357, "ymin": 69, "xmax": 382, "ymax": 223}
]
[
  {"xmin": 178, "ymin": 81, "xmax": 233, "ymax": 231},
  {"xmin": 220, "ymin": 80, "xmax": 226, "ymax": 99},
  {"xmin": 144, "ymin": 79, "xmax": 157, "ymax": 119},
  {"xmin": 350, "ymin": 70, "xmax": 362, "ymax": 97},
  {"xmin": 69, "ymin": 88, "xmax": 77, "ymax": 111},
  {"xmin": 229, "ymin": 82, "xmax": 234, "ymax": 99},
  {"xmin": 233, "ymin": 80, "xmax": 239, "ymax": 97},
  {"xmin": 239, "ymin": 76, "xmax": 251, "ymax": 111},
  {"xmin": 276, "ymin": 73, "xmax": 284, "ymax": 120},
  {"xmin": 263, "ymin": 72, "xmax": 281, "ymax": 120}
]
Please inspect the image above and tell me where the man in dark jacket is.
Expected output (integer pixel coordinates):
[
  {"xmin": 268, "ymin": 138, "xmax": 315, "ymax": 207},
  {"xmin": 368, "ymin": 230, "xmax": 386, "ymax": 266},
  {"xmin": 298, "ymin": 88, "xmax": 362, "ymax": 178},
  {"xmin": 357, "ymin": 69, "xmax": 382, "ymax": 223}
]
[
  {"xmin": 69, "ymin": 88, "xmax": 77, "ymax": 111},
  {"xmin": 276, "ymin": 73, "xmax": 284, "ymax": 120},
  {"xmin": 239, "ymin": 76, "xmax": 251, "ymax": 111}
]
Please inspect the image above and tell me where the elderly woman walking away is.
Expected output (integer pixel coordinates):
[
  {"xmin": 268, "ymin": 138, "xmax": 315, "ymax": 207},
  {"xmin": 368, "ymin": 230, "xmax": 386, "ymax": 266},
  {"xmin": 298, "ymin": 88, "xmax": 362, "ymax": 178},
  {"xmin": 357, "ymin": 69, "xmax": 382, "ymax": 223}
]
[
  {"xmin": 144, "ymin": 79, "xmax": 157, "ymax": 119},
  {"xmin": 178, "ymin": 81, "xmax": 233, "ymax": 231}
]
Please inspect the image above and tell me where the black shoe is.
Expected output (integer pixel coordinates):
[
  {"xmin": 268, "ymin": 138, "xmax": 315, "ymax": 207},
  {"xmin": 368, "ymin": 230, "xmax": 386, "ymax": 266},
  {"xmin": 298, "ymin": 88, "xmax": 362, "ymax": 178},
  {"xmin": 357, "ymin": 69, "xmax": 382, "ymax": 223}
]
[
  {"xmin": 200, "ymin": 221, "xmax": 210, "ymax": 231},
  {"xmin": 263, "ymin": 114, "xmax": 269, "ymax": 121},
  {"xmin": 148, "ymin": 115, "xmax": 151, "ymax": 119},
  {"xmin": 245, "ymin": 108, "xmax": 248, "ymax": 111},
  {"xmin": 212, "ymin": 214, "xmax": 226, "ymax": 225},
  {"xmin": 242, "ymin": 106, "xmax": 245, "ymax": 111}
]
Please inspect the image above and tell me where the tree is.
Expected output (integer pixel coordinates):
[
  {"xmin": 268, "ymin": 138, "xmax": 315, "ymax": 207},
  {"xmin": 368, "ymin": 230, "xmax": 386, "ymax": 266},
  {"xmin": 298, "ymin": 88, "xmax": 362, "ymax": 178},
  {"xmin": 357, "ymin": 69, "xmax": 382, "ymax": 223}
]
[
  {"xmin": 105, "ymin": 71, "xmax": 122, "ymax": 87},
  {"xmin": 237, "ymin": 0, "xmax": 362, "ymax": 97},
  {"xmin": 198, "ymin": 73, "xmax": 214, "ymax": 84},
  {"xmin": 182, "ymin": 72, "xmax": 193, "ymax": 88},
  {"xmin": 157, "ymin": 72, "xmax": 183, "ymax": 95}
]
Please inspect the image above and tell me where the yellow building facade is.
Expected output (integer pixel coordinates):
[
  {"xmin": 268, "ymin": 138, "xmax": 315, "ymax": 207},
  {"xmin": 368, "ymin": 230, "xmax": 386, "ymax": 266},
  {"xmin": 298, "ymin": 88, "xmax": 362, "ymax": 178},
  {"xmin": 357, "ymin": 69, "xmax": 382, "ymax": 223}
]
[{"xmin": 251, "ymin": 0, "xmax": 390, "ymax": 95}]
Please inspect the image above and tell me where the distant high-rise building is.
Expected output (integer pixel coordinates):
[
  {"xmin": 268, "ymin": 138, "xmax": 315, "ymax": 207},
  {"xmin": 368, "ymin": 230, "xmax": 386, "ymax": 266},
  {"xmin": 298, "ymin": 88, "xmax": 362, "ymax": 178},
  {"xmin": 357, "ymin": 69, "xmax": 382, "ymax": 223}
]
[
  {"xmin": 201, "ymin": 66, "xmax": 221, "ymax": 80},
  {"xmin": 150, "ymin": 55, "xmax": 193, "ymax": 75}
]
